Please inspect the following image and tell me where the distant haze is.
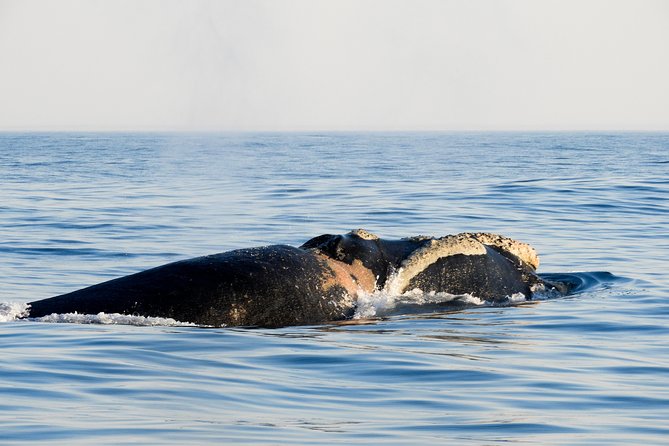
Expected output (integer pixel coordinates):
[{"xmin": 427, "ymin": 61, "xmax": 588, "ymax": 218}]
[{"xmin": 1, "ymin": 0, "xmax": 668, "ymax": 131}]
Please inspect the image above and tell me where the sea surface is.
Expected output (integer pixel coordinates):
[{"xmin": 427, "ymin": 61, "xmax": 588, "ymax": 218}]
[{"xmin": 0, "ymin": 132, "xmax": 668, "ymax": 445}]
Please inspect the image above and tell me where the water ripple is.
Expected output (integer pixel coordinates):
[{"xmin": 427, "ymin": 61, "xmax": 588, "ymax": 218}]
[{"xmin": 1, "ymin": 132, "xmax": 669, "ymax": 445}]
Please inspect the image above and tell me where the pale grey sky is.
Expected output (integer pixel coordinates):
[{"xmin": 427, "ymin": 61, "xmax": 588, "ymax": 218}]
[{"xmin": 0, "ymin": 0, "xmax": 668, "ymax": 131}]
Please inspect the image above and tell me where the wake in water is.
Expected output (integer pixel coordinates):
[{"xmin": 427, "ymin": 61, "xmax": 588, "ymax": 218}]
[
  {"xmin": 354, "ymin": 271, "xmax": 624, "ymax": 319},
  {"xmin": 539, "ymin": 271, "xmax": 621, "ymax": 293},
  {"xmin": 33, "ymin": 312, "xmax": 197, "ymax": 326},
  {"xmin": 354, "ymin": 288, "xmax": 539, "ymax": 319},
  {"xmin": 0, "ymin": 302, "xmax": 195, "ymax": 326}
]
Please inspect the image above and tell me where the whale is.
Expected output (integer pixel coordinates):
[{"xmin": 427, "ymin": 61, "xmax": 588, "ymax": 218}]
[{"xmin": 26, "ymin": 230, "xmax": 571, "ymax": 327}]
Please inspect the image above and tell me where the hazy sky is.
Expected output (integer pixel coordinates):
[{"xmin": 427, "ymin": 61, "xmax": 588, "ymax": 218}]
[{"xmin": 1, "ymin": 0, "xmax": 668, "ymax": 131}]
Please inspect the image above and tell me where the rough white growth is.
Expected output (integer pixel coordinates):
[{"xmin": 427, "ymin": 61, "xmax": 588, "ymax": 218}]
[
  {"xmin": 349, "ymin": 228, "xmax": 380, "ymax": 240},
  {"xmin": 469, "ymin": 232, "xmax": 540, "ymax": 269},
  {"xmin": 382, "ymin": 232, "xmax": 540, "ymax": 296},
  {"xmin": 383, "ymin": 234, "xmax": 486, "ymax": 295}
]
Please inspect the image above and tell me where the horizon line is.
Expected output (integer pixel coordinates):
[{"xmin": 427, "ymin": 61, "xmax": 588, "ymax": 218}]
[{"xmin": 1, "ymin": 127, "xmax": 668, "ymax": 134}]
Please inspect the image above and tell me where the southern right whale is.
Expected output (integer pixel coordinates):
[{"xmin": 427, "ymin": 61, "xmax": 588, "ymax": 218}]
[{"xmin": 26, "ymin": 230, "xmax": 572, "ymax": 327}]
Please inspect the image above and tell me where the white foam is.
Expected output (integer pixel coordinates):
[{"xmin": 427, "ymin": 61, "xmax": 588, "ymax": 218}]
[
  {"xmin": 506, "ymin": 292, "xmax": 529, "ymax": 303},
  {"xmin": 354, "ymin": 289, "xmax": 400, "ymax": 319},
  {"xmin": 0, "ymin": 302, "xmax": 30, "ymax": 322},
  {"xmin": 399, "ymin": 288, "xmax": 487, "ymax": 307},
  {"xmin": 32, "ymin": 312, "xmax": 197, "ymax": 327},
  {"xmin": 353, "ymin": 288, "xmax": 483, "ymax": 319},
  {"xmin": 353, "ymin": 288, "xmax": 530, "ymax": 319},
  {"xmin": 530, "ymin": 282, "xmax": 564, "ymax": 300}
]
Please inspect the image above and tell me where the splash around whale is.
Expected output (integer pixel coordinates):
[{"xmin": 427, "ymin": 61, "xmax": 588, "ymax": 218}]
[{"xmin": 23, "ymin": 230, "xmax": 577, "ymax": 328}]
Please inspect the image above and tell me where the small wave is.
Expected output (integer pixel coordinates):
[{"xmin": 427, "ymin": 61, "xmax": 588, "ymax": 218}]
[
  {"xmin": 353, "ymin": 289, "xmax": 529, "ymax": 319},
  {"xmin": 0, "ymin": 302, "xmax": 30, "ymax": 322},
  {"xmin": 356, "ymin": 271, "xmax": 623, "ymax": 319},
  {"xmin": 0, "ymin": 303, "xmax": 197, "ymax": 327},
  {"xmin": 32, "ymin": 312, "xmax": 197, "ymax": 327},
  {"xmin": 539, "ymin": 271, "xmax": 624, "ymax": 293}
]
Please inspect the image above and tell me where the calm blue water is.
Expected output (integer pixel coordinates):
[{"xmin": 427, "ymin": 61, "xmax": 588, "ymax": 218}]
[{"xmin": 1, "ymin": 132, "xmax": 668, "ymax": 445}]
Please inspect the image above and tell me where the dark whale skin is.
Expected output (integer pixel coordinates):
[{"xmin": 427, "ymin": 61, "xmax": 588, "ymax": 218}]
[
  {"xmin": 407, "ymin": 246, "xmax": 543, "ymax": 301},
  {"xmin": 28, "ymin": 245, "xmax": 353, "ymax": 327}
]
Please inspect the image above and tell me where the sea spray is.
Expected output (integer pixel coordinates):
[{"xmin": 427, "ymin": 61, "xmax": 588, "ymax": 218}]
[
  {"xmin": 353, "ymin": 287, "xmax": 534, "ymax": 319},
  {"xmin": 33, "ymin": 312, "xmax": 198, "ymax": 327},
  {"xmin": 0, "ymin": 302, "xmax": 30, "ymax": 322},
  {"xmin": 354, "ymin": 288, "xmax": 490, "ymax": 319}
]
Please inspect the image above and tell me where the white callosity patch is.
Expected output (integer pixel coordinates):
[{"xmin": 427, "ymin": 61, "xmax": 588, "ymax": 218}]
[
  {"xmin": 469, "ymin": 232, "xmax": 540, "ymax": 269},
  {"xmin": 32, "ymin": 312, "xmax": 197, "ymax": 327},
  {"xmin": 383, "ymin": 232, "xmax": 540, "ymax": 296},
  {"xmin": 0, "ymin": 302, "xmax": 31, "ymax": 322},
  {"xmin": 383, "ymin": 234, "xmax": 486, "ymax": 295},
  {"xmin": 349, "ymin": 228, "xmax": 379, "ymax": 240}
]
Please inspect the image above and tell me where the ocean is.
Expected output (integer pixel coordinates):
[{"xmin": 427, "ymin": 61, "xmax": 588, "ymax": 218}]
[{"xmin": 1, "ymin": 132, "xmax": 667, "ymax": 444}]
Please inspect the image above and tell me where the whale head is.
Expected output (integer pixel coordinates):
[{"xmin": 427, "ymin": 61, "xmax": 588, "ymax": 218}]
[{"xmin": 301, "ymin": 229, "xmax": 427, "ymax": 287}]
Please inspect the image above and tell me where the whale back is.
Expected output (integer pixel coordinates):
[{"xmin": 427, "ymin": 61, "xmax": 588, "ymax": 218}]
[{"xmin": 29, "ymin": 245, "xmax": 356, "ymax": 327}]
